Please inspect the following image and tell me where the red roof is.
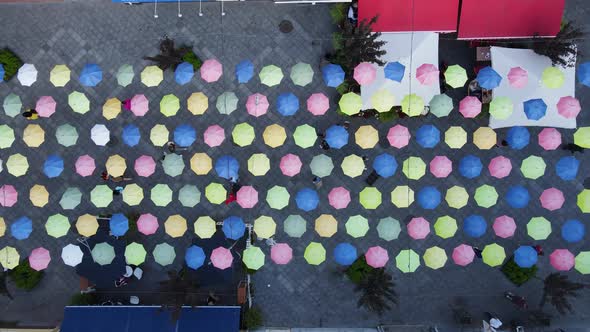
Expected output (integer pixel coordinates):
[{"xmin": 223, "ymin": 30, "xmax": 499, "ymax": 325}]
[
  {"xmin": 458, "ymin": 0, "xmax": 565, "ymax": 39},
  {"xmin": 358, "ymin": 0, "xmax": 460, "ymax": 33}
]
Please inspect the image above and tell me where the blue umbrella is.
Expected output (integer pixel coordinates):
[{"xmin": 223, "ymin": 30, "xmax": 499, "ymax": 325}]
[
  {"xmin": 185, "ymin": 245, "xmax": 206, "ymax": 270},
  {"xmin": 276, "ymin": 93, "xmax": 299, "ymax": 116},
  {"xmin": 417, "ymin": 186, "xmax": 441, "ymax": 210},
  {"xmin": 416, "ymin": 124, "xmax": 440, "ymax": 148},
  {"xmin": 578, "ymin": 62, "xmax": 590, "ymax": 87},
  {"xmin": 215, "ymin": 155, "xmax": 239, "ymax": 180},
  {"xmin": 109, "ymin": 213, "xmax": 129, "ymax": 237},
  {"xmin": 222, "ymin": 216, "xmax": 246, "ymax": 240},
  {"xmin": 295, "ymin": 188, "xmax": 319, "ymax": 212},
  {"xmin": 11, "ymin": 216, "xmax": 32, "ymax": 240},
  {"xmin": 562, "ymin": 219, "xmax": 585, "ymax": 243},
  {"xmin": 555, "ymin": 156, "xmax": 579, "ymax": 180},
  {"xmin": 333, "ymin": 243, "xmax": 357, "ymax": 266},
  {"xmin": 514, "ymin": 246, "xmax": 538, "ymax": 268},
  {"xmin": 506, "ymin": 126, "xmax": 530, "ymax": 150},
  {"xmin": 174, "ymin": 124, "xmax": 196, "ymax": 147},
  {"xmin": 463, "ymin": 215, "xmax": 486, "ymax": 238},
  {"xmin": 476, "ymin": 66, "xmax": 501, "ymax": 89},
  {"xmin": 235, "ymin": 60, "xmax": 254, "ymax": 83},
  {"xmin": 322, "ymin": 64, "xmax": 345, "ymax": 87},
  {"xmin": 122, "ymin": 124, "xmax": 141, "ymax": 147},
  {"xmin": 523, "ymin": 99, "xmax": 547, "ymax": 120},
  {"xmin": 459, "ymin": 155, "xmax": 482, "ymax": 179},
  {"xmin": 384, "ymin": 61, "xmax": 405, "ymax": 82},
  {"xmin": 44, "ymin": 155, "xmax": 64, "ymax": 178},
  {"xmin": 325, "ymin": 125, "xmax": 348, "ymax": 149},
  {"xmin": 79, "ymin": 63, "xmax": 103, "ymax": 87},
  {"xmin": 505, "ymin": 185, "xmax": 530, "ymax": 208},
  {"xmin": 174, "ymin": 62, "xmax": 194, "ymax": 85},
  {"xmin": 0, "ymin": 64, "xmax": 4, "ymax": 82},
  {"xmin": 373, "ymin": 153, "xmax": 397, "ymax": 178}
]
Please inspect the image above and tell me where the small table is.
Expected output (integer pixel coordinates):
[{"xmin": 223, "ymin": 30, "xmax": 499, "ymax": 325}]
[{"xmin": 476, "ymin": 47, "xmax": 491, "ymax": 62}]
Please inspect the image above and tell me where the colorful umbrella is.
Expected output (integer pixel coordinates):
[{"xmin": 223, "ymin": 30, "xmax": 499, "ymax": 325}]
[
  {"xmin": 293, "ymin": 124, "xmax": 317, "ymax": 148},
  {"xmin": 395, "ymin": 249, "xmax": 420, "ymax": 273},
  {"xmin": 284, "ymin": 215, "xmax": 306, "ymax": 238},
  {"xmin": 514, "ymin": 246, "xmax": 538, "ymax": 268},
  {"xmin": 407, "ymin": 217, "xmax": 430, "ymax": 240},
  {"xmin": 541, "ymin": 67, "xmax": 564, "ymax": 89},
  {"xmin": 345, "ymin": 215, "xmax": 369, "ymax": 238},
  {"xmin": 488, "ymin": 156, "xmax": 512, "ymax": 179},
  {"xmin": 23, "ymin": 124, "xmax": 45, "ymax": 147},
  {"xmin": 211, "ymin": 247, "xmax": 233, "ymax": 270},
  {"xmin": 246, "ymin": 93, "xmax": 269, "ymax": 117},
  {"xmin": 562, "ymin": 219, "xmax": 585, "ymax": 243},
  {"xmin": 507, "ymin": 67, "xmax": 528, "ymax": 88},
  {"xmin": 45, "ymin": 214, "xmax": 70, "ymax": 238},
  {"xmin": 56, "ymin": 124, "xmax": 78, "ymax": 147},
  {"xmin": 91, "ymin": 124, "xmax": 110, "ymax": 146},
  {"xmin": 36, "ymin": 96, "xmax": 56, "ymax": 118},
  {"xmin": 391, "ymin": 186, "xmax": 414, "ymax": 208},
  {"xmin": 574, "ymin": 127, "xmax": 590, "ymax": 148},
  {"xmin": 354, "ymin": 62, "xmax": 376, "ymax": 85},
  {"xmin": 162, "ymin": 154, "xmax": 185, "ymax": 177},
  {"xmin": 254, "ymin": 216, "xmax": 276, "ymax": 239},
  {"xmin": 373, "ymin": 153, "xmax": 397, "ymax": 178},
  {"xmin": 342, "ymin": 154, "xmax": 365, "ymax": 178},
  {"xmin": 165, "ymin": 214, "xmax": 188, "ymax": 239},
  {"xmin": 557, "ymin": 96, "xmax": 581, "ymax": 119},
  {"xmin": 116, "ymin": 64, "xmax": 134, "ymax": 87},
  {"xmin": 125, "ymin": 242, "xmax": 147, "ymax": 266},
  {"xmin": 459, "ymin": 155, "xmax": 482, "ymax": 179},
  {"xmin": 3, "ymin": 94, "xmax": 21, "ymax": 118},
  {"xmin": 259, "ymin": 64, "xmax": 283, "ymax": 87},
  {"xmin": 493, "ymin": 215, "xmax": 516, "ymax": 239},
  {"xmin": 235, "ymin": 60, "xmax": 254, "ymax": 83},
  {"xmin": 429, "ymin": 94, "xmax": 453, "ymax": 117},
  {"xmin": 575, "ymin": 252, "xmax": 590, "ymax": 274},
  {"xmin": 325, "ymin": 125, "xmax": 349, "ymax": 149},
  {"xmin": 527, "ymin": 217, "xmax": 552, "ymax": 240},
  {"xmin": 150, "ymin": 124, "xmax": 169, "ymax": 146},
  {"xmin": 30, "ymin": 184, "xmax": 49, "ymax": 207},
  {"xmin": 194, "ymin": 216, "xmax": 215, "ymax": 239},
  {"xmin": 434, "ymin": 216, "xmax": 457, "ymax": 239},
  {"xmin": 175, "ymin": 62, "xmax": 194, "ymax": 85},
  {"xmin": 489, "ymin": 97, "xmax": 513, "ymax": 120},
  {"xmin": 79, "ymin": 63, "xmax": 102, "ymax": 86},
  {"xmin": 476, "ymin": 66, "xmax": 502, "ymax": 89},
  {"xmin": 185, "ymin": 245, "xmax": 206, "ymax": 270},
  {"xmin": 61, "ymin": 244, "xmax": 83, "ymax": 267},
  {"xmin": 11, "ymin": 216, "xmax": 32, "ymax": 240},
  {"xmin": 310, "ymin": 154, "xmax": 334, "ymax": 178},
  {"xmin": 232, "ymin": 123, "xmax": 255, "ymax": 147},
  {"xmin": 523, "ymin": 98, "xmax": 547, "ymax": 120},
  {"xmin": 417, "ymin": 186, "xmax": 441, "ymax": 210},
  {"xmin": 473, "ymin": 127, "xmax": 497, "ymax": 150},
  {"xmin": 216, "ymin": 92, "xmax": 239, "ymax": 115},
  {"xmin": 538, "ymin": 128, "xmax": 561, "ymax": 150},
  {"xmin": 263, "ymin": 124, "xmax": 287, "ymax": 148},
  {"xmin": 315, "ymin": 214, "xmax": 337, "ymax": 238},
  {"xmin": 402, "ymin": 156, "xmax": 426, "ymax": 180},
  {"xmin": 387, "ymin": 124, "xmax": 410, "ymax": 148},
  {"xmin": 370, "ymin": 89, "xmax": 395, "ymax": 113},
  {"xmin": 452, "ymin": 244, "xmax": 474, "ymax": 266},
  {"xmin": 109, "ymin": 213, "xmax": 129, "ymax": 236},
  {"xmin": 377, "ymin": 217, "xmax": 401, "ymax": 241},
  {"xmin": 322, "ymin": 64, "xmax": 345, "ymax": 87},
  {"xmin": 137, "ymin": 213, "xmax": 158, "ymax": 235},
  {"xmin": 0, "ymin": 246, "xmax": 19, "ymax": 269},
  {"xmin": 277, "ymin": 93, "xmax": 299, "ymax": 116},
  {"xmin": 153, "ymin": 243, "xmax": 176, "ymax": 266},
  {"xmin": 444, "ymin": 64, "xmax": 467, "ymax": 88},
  {"xmin": 151, "ymin": 184, "xmax": 173, "ymax": 207},
  {"xmin": 50, "ymin": 64, "xmax": 70, "ymax": 87},
  {"xmin": 463, "ymin": 215, "xmax": 487, "ymax": 238},
  {"xmin": 366, "ymin": 246, "xmax": 389, "ymax": 268},
  {"xmin": 423, "ymin": 246, "xmax": 447, "ymax": 270},
  {"xmin": 68, "ymin": 91, "xmax": 90, "ymax": 114},
  {"xmin": 178, "ymin": 184, "xmax": 200, "ymax": 208},
  {"xmin": 90, "ymin": 185, "xmax": 112, "ymax": 208},
  {"xmin": 296, "ymin": 188, "xmax": 319, "ymax": 211},
  {"xmin": 280, "ymin": 154, "xmax": 302, "ymax": 177},
  {"xmin": 91, "ymin": 243, "xmax": 115, "ymax": 266},
  {"xmin": 459, "ymin": 96, "xmax": 481, "ymax": 118},
  {"xmin": 7, "ymin": 153, "xmax": 29, "ymax": 177},
  {"xmin": 505, "ymin": 185, "xmax": 530, "ymax": 208},
  {"xmin": 17, "ymin": 63, "xmax": 37, "ymax": 86},
  {"xmin": 43, "ymin": 155, "xmax": 64, "ymax": 178},
  {"xmin": 540, "ymin": 188, "xmax": 564, "ymax": 211},
  {"xmin": 550, "ymin": 249, "xmax": 574, "ymax": 271},
  {"xmin": 248, "ymin": 154, "xmax": 270, "ymax": 176},
  {"xmin": 474, "ymin": 184, "xmax": 498, "ymax": 208},
  {"xmin": 445, "ymin": 126, "xmax": 466, "ymax": 149},
  {"xmin": 59, "ymin": 187, "xmax": 81, "ymax": 210},
  {"xmin": 0, "ymin": 185, "xmax": 17, "ymax": 207},
  {"xmin": 401, "ymin": 94, "xmax": 424, "ymax": 116},
  {"xmin": 222, "ymin": 216, "xmax": 245, "ymax": 240},
  {"xmin": 304, "ymin": 242, "xmax": 326, "ymax": 265},
  {"xmin": 200, "ymin": 59, "xmax": 223, "ymax": 82},
  {"xmin": 291, "ymin": 62, "xmax": 314, "ymax": 86},
  {"xmin": 0, "ymin": 124, "xmax": 15, "ymax": 148},
  {"xmin": 482, "ymin": 243, "xmax": 505, "ymax": 267},
  {"xmin": 579, "ymin": 62, "xmax": 590, "ymax": 87},
  {"xmin": 237, "ymin": 186, "xmax": 258, "ymax": 208},
  {"xmin": 141, "ymin": 65, "xmax": 163, "ymax": 87},
  {"xmin": 339, "ymin": 92, "xmax": 362, "ymax": 116},
  {"xmin": 205, "ymin": 182, "xmax": 226, "ymax": 204},
  {"xmin": 134, "ymin": 155, "xmax": 156, "ymax": 177},
  {"xmin": 271, "ymin": 243, "xmax": 293, "ymax": 265},
  {"xmin": 76, "ymin": 214, "xmax": 98, "ymax": 237},
  {"xmin": 106, "ymin": 154, "xmax": 126, "ymax": 177},
  {"xmin": 187, "ymin": 92, "xmax": 208, "ymax": 115},
  {"xmin": 122, "ymin": 184, "xmax": 144, "ymax": 206},
  {"xmin": 174, "ymin": 125, "xmax": 196, "ymax": 147},
  {"xmin": 416, "ymin": 63, "xmax": 439, "ymax": 85},
  {"xmin": 355, "ymin": 125, "xmax": 378, "ymax": 149},
  {"xmin": 122, "ymin": 124, "xmax": 140, "ymax": 147},
  {"xmin": 556, "ymin": 156, "xmax": 579, "ymax": 181},
  {"xmin": 243, "ymin": 247, "xmax": 265, "ymax": 270},
  {"xmin": 266, "ymin": 185, "xmax": 290, "ymax": 210},
  {"xmin": 429, "ymin": 156, "xmax": 452, "ymax": 178},
  {"xmin": 307, "ymin": 93, "xmax": 330, "ymax": 115},
  {"xmin": 160, "ymin": 94, "xmax": 180, "ymax": 117}
]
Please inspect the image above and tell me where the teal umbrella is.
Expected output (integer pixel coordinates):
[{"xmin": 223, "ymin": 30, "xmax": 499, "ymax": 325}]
[
  {"xmin": 162, "ymin": 153, "xmax": 185, "ymax": 177},
  {"xmin": 116, "ymin": 64, "xmax": 134, "ymax": 87},
  {"xmin": 59, "ymin": 187, "xmax": 82, "ymax": 210},
  {"xmin": 154, "ymin": 243, "xmax": 176, "ymax": 266},
  {"xmin": 429, "ymin": 94, "xmax": 453, "ymax": 117},
  {"xmin": 178, "ymin": 184, "xmax": 201, "ymax": 207},
  {"xmin": 3, "ymin": 93, "xmax": 21, "ymax": 117},
  {"xmin": 284, "ymin": 215, "xmax": 306, "ymax": 238},
  {"xmin": 55, "ymin": 124, "xmax": 79, "ymax": 147},
  {"xmin": 91, "ymin": 243, "xmax": 115, "ymax": 266},
  {"xmin": 290, "ymin": 62, "xmax": 314, "ymax": 87}
]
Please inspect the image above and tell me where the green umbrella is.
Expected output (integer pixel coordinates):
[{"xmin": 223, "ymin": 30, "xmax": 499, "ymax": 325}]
[
  {"xmin": 45, "ymin": 214, "xmax": 70, "ymax": 238},
  {"xmin": 429, "ymin": 94, "xmax": 453, "ymax": 117},
  {"xmin": 345, "ymin": 215, "xmax": 369, "ymax": 238},
  {"xmin": 489, "ymin": 97, "xmax": 513, "ymax": 120},
  {"xmin": 178, "ymin": 184, "xmax": 200, "ymax": 207},
  {"xmin": 266, "ymin": 185, "xmax": 290, "ymax": 210},
  {"xmin": 520, "ymin": 155, "xmax": 546, "ymax": 179},
  {"xmin": 444, "ymin": 64, "xmax": 467, "ymax": 88},
  {"xmin": 55, "ymin": 124, "xmax": 78, "ymax": 147},
  {"xmin": 290, "ymin": 62, "xmax": 314, "ymax": 87},
  {"xmin": 151, "ymin": 184, "xmax": 173, "ymax": 207},
  {"xmin": 474, "ymin": 184, "xmax": 498, "ymax": 208},
  {"xmin": 259, "ymin": 65, "xmax": 283, "ymax": 87},
  {"xmin": 573, "ymin": 127, "xmax": 590, "ymax": 148},
  {"xmin": 396, "ymin": 249, "xmax": 420, "ymax": 273},
  {"xmin": 160, "ymin": 94, "xmax": 180, "ymax": 117},
  {"xmin": 527, "ymin": 217, "xmax": 552, "ymax": 240},
  {"xmin": 575, "ymin": 251, "xmax": 590, "ymax": 274},
  {"xmin": 293, "ymin": 124, "xmax": 317, "ymax": 148},
  {"xmin": 401, "ymin": 94, "xmax": 424, "ymax": 117},
  {"xmin": 359, "ymin": 187, "xmax": 381, "ymax": 209},
  {"xmin": 390, "ymin": 185, "xmax": 414, "ymax": 208},
  {"xmin": 445, "ymin": 186, "xmax": 469, "ymax": 209},
  {"xmin": 310, "ymin": 154, "xmax": 334, "ymax": 178},
  {"xmin": 578, "ymin": 189, "xmax": 590, "ymax": 213},
  {"xmin": 423, "ymin": 246, "xmax": 447, "ymax": 269},
  {"xmin": 162, "ymin": 153, "xmax": 185, "ymax": 177},
  {"xmin": 232, "ymin": 123, "xmax": 255, "ymax": 147},
  {"xmin": 482, "ymin": 243, "xmax": 505, "ymax": 267},
  {"xmin": 116, "ymin": 64, "xmax": 134, "ymax": 87},
  {"xmin": 3, "ymin": 93, "xmax": 21, "ymax": 117},
  {"xmin": 370, "ymin": 89, "xmax": 395, "ymax": 113},
  {"xmin": 59, "ymin": 187, "xmax": 82, "ymax": 210},
  {"xmin": 433, "ymin": 215, "xmax": 457, "ymax": 239},
  {"xmin": 125, "ymin": 242, "xmax": 147, "ymax": 265},
  {"xmin": 242, "ymin": 246, "xmax": 265, "ymax": 270},
  {"xmin": 205, "ymin": 182, "xmax": 227, "ymax": 204},
  {"xmin": 90, "ymin": 185, "xmax": 112, "ymax": 208},
  {"xmin": 0, "ymin": 125, "xmax": 15, "ymax": 149},
  {"xmin": 248, "ymin": 154, "xmax": 270, "ymax": 176},
  {"xmin": 284, "ymin": 215, "xmax": 306, "ymax": 238},
  {"xmin": 304, "ymin": 242, "xmax": 326, "ymax": 265},
  {"xmin": 402, "ymin": 156, "xmax": 426, "ymax": 180},
  {"xmin": 91, "ymin": 243, "xmax": 116, "ymax": 266},
  {"xmin": 377, "ymin": 217, "xmax": 401, "ymax": 241},
  {"xmin": 541, "ymin": 67, "xmax": 564, "ymax": 89},
  {"xmin": 216, "ymin": 92, "xmax": 238, "ymax": 115},
  {"xmin": 68, "ymin": 91, "xmax": 90, "ymax": 114},
  {"xmin": 153, "ymin": 243, "xmax": 176, "ymax": 266},
  {"xmin": 338, "ymin": 92, "xmax": 362, "ymax": 115}
]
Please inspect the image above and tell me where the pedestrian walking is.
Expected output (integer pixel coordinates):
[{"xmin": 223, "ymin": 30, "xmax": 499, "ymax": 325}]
[
  {"xmin": 562, "ymin": 143, "xmax": 584, "ymax": 154},
  {"xmin": 101, "ymin": 171, "xmax": 109, "ymax": 181},
  {"xmin": 533, "ymin": 244, "xmax": 544, "ymax": 256},
  {"xmin": 504, "ymin": 291, "xmax": 528, "ymax": 309},
  {"xmin": 122, "ymin": 98, "xmax": 132, "ymax": 111},
  {"xmin": 342, "ymin": 121, "xmax": 350, "ymax": 130},
  {"xmin": 113, "ymin": 186, "xmax": 124, "ymax": 196},
  {"xmin": 361, "ymin": 155, "xmax": 369, "ymax": 170},
  {"xmin": 225, "ymin": 192, "xmax": 237, "ymax": 205},
  {"xmin": 496, "ymin": 139, "xmax": 508, "ymax": 148},
  {"xmin": 312, "ymin": 176, "xmax": 322, "ymax": 189},
  {"xmin": 22, "ymin": 109, "xmax": 38, "ymax": 120},
  {"xmin": 320, "ymin": 139, "xmax": 330, "ymax": 150},
  {"xmin": 473, "ymin": 246, "xmax": 483, "ymax": 258}
]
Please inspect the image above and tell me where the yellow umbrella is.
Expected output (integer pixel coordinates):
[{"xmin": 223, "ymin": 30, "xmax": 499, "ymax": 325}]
[
  {"xmin": 190, "ymin": 153, "xmax": 212, "ymax": 175},
  {"xmin": 254, "ymin": 216, "xmax": 276, "ymax": 239},
  {"xmin": 150, "ymin": 124, "xmax": 169, "ymax": 146},
  {"xmin": 29, "ymin": 184, "xmax": 49, "ymax": 207},
  {"xmin": 164, "ymin": 215, "xmax": 187, "ymax": 238},
  {"xmin": 370, "ymin": 89, "xmax": 395, "ymax": 113},
  {"xmin": 6, "ymin": 153, "xmax": 29, "ymax": 177},
  {"xmin": 315, "ymin": 214, "xmax": 338, "ymax": 237},
  {"xmin": 0, "ymin": 217, "xmax": 5, "ymax": 237},
  {"xmin": 141, "ymin": 65, "xmax": 163, "ymax": 87},
  {"xmin": 445, "ymin": 126, "xmax": 467, "ymax": 149},
  {"xmin": 106, "ymin": 154, "xmax": 127, "ymax": 177},
  {"xmin": 263, "ymin": 124, "xmax": 287, "ymax": 148},
  {"xmin": 205, "ymin": 182, "xmax": 227, "ymax": 204},
  {"xmin": 187, "ymin": 92, "xmax": 208, "ymax": 115},
  {"xmin": 76, "ymin": 214, "xmax": 98, "ymax": 237},
  {"xmin": 248, "ymin": 154, "xmax": 270, "ymax": 176},
  {"xmin": 23, "ymin": 124, "xmax": 45, "ymax": 147},
  {"xmin": 445, "ymin": 186, "xmax": 469, "ymax": 209},
  {"xmin": 473, "ymin": 127, "xmax": 497, "ymax": 150},
  {"xmin": 0, "ymin": 246, "xmax": 19, "ymax": 270},
  {"xmin": 122, "ymin": 184, "xmax": 144, "ymax": 206},
  {"xmin": 355, "ymin": 125, "xmax": 378, "ymax": 149},
  {"xmin": 342, "ymin": 154, "xmax": 365, "ymax": 178},
  {"xmin": 194, "ymin": 216, "xmax": 216, "ymax": 239},
  {"xmin": 402, "ymin": 156, "xmax": 426, "ymax": 180},
  {"xmin": 50, "ymin": 64, "xmax": 71, "ymax": 87},
  {"xmin": 103, "ymin": 97, "xmax": 121, "ymax": 120},
  {"xmin": 391, "ymin": 186, "xmax": 414, "ymax": 208}
]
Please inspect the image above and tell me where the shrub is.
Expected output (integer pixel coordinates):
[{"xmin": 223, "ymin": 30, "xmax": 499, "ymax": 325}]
[
  {"xmin": 70, "ymin": 292, "xmax": 98, "ymax": 306},
  {"xmin": 10, "ymin": 260, "xmax": 43, "ymax": 291},
  {"xmin": 378, "ymin": 110, "xmax": 398, "ymax": 122},
  {"xmin": 501, "ymin": 257, "xmax": 537, "ymax": 286},
  {"xmin": 345, "ymin": 256, "xmax": 374, "ymax": 284},
  {"xmin": 242, "ymin": 307, "xmax": 263, "ymax": 330},
  {"xmin": 0, "ymin": 49, "xmax": 23, "ymax": 81},
  {"xmin": 335, "ymin": 81, "xmax": 350, "ymax": 95},
  {"xmin": 329, "ymin": 3, "xmax": 348, "ymax": 25},
  {"xmin": 182, "ymin": 50, "xmax": 203, "ymax": 71}
]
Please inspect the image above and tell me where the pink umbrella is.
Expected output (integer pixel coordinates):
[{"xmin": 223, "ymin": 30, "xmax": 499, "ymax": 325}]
[
  {"xmin": 0, "ymin": 185, "xmax": 18, "ymax": 207},
  {"xmin": 203, "ymin": 125, "xmax": 225, "ymax": 147},
  {"xmin": 538, "ymin": 128, "xmax": 562, "ymax": 150},
  {"xmin": 236, "ymin": 186, "xmax": 258, "ymax": 208},
  {"xmin": 507, "ymin": 67, "xmax": 528, "ymax": 88},
  {"xmin": 459, "ymin": 96, "xmax": 482, "ymax": 118},
  {"xmin": 137, "ymin": 213, "xmax": 159, "ymax": 235},
  {"xmin": 488, "ymin": 156, "xmax": 512, "ymax": 179},
  {"xmin": 407, "ymin": 217, "xmax": 430, "ymax": 240},
  {"xmin": 75, "ymin": 155, "xmax": 96, "ymax": 177},
  {"xmin": 387, "ymin": 124, "xmax": 411, "ymax": 148},
  {"xmin": 353, "ymin": 62, "xmax": 377, "ymax": 86},
  {"xmin": 200, "ymin": 59, "xmax": 223, "ymax": 83},
  {"xmin": 365, "ymin": 246, "xmax": 389, "ymax": 268},
  {"xmin": 550, "ymin": 249, "xmax": 575, "ymax": 271},
  {"xmin": 557, "ymin": 96, "xmax": 581, "ymax": 119},
  {"xmin": 416, "ymin": 63, "xmax": 439, "ymax": 85},
  {"xmin": 29, "ymin": 247, "xmax": 51, "ymax": 271},
  {"xmin": 245, "ymin": 93, "xmax": 269, "ymax": 117},
  {"xmin": 430, "ymin": 156, "xmax": 452, "ymax": 178},
  {"xmin": 211, "ymin": 247, "xmax": 233, "ymax": 270},
  {"xmin": 328, "ymin": 186, "xmax": 351, "ymax": 209},
  {"xmin": 134, "ymin": 155, "xmax": 156, "ymax": 177},
  {"xmin": 280, "ymin": 154, "xmax": 302, "ymax": 177},
  {"xmin": 452, "ymin": 244, "xmax": 474, "ymax": 266},
  {"xmin": 271, "ymin": 243, "xmax": 293, "ymax": 265},
  {"xmin": 493, "ymin": 215, "xmax": 516, "ymax": 238},
  {"xmin": 540, "ymin": 188, "xmax": 565, "ymax": 211},
  {"xmin": 131, "ymin": 94, "xmax": 149, "ymax": 116},
  {"xmin": 36, "ymin": 96, "xmax": 57, "ymax": 118},
  {"xmin": 307, "ymin": 93, "xmax": 329, "ymax": 115}
]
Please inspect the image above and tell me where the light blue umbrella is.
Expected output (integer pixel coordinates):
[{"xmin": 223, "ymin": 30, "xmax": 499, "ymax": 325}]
[
  {"xmin": 416, "ymin": 124, "xmax": 440, "ymax": 148},
  {"xmin": 0, "ymin": 64, "xmax": 4, "ymax": 82},
  {"xmin": 459, "ymin": 155, "xmax": 482, "ymax": 179},
  {"xmin": 185, "ymin": 245, "xmax": 206, "ymax": 270},
  {"xmin": 276, "ymin": 93, "xmax": 299, "ymax": 116},
  {"xmin": 175, "ymin": 62, "xmax": 194, "ymax": 85},
  {"xmin": 556, "ymin": 156, "xmax": 579, "ymax": 180},
  {"xmin": 109, "ymin": 213, "xmax": 129, "ymax": 236},
  {"xmin": 222, "ymin": 216, "xmax": 246, "ymax": 240},
  {"xmin": 79, "ymin": 63, "xmax": 102, "ymax": 87},
  {"xmin": 334, "ymin": 243, "xmax": 357, "ymax": 266},
  {"xmin": 322, "ymin": 64, "xmax": 345, "ymax": 87},
  {"xmin": 417, "ymin": 186, "xmax": 441, "ymax": 210},
  {"xmin": 578, "ymin": 62, "xmax": 590, "ymax": 87},
  {"xmin": 44, "ymin": 155, "xmax": 64, "ymax": 178},
  {"xmin": 11, "ymin": 216, "xmax": 32, "ymax": 240},
  {"xmin": 505, "ymin": 185, "xmax": 530, "ymax": 208},
  {"xmin": 236, "ymin": 60, "xmax": 254, "ymax": 83},
  {"xmin": 295, "ymin": 188, "xmax": 319, "ymax": 212},
  {"xmin": 325, "ymin": 125, "xmax": 348, "ymax": 149},
  {"xmin": 514, "ymin": 246, "xmax": 538, "ymax": 268},
  {"xmin": 384, "ymin": 61, "xmax": 405, "ymax": 82},
  {"xmin": 463, "ymin": 215, "xmax": 486, "ymax": 238},
  {"xmin": 122, "ymin": 124, "xmax": 140, "ymax": 147},
  {"xmin": 373, "ymin": 153, "xmax": 397, "ymax": 178},
  {"xmin": 476, "ymin": 66, "xmax": 501, "ymax": 89},
  {"xmin": 506, "ymin": 126, "xmax": 529, "ymax": 150},
  {"xmin": 174, "ymin": 124, "xmax": 196, "ymax": 147},
  {"xmin": 215, "ymin": 155, "xmax": 239, "ymax": 180},
  {"xmin": 523, "ymin": 99, "xmax": 547, "ymax": 120},
  {"xmin": 562, "ymin": 219, "xmax": 585, "ymax": 243}
]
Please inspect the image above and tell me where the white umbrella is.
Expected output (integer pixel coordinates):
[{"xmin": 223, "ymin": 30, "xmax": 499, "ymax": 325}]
[
  {"xmin": 61, "ymin": 244, "xmax": 84, "ymax": 267},
  {"xmin": 91, "ymin": 124, "xmax": 110, "ymax": 146},
  {"xmin": 17, "ymin": 63, "xmax": 38, "ymax": 86}
]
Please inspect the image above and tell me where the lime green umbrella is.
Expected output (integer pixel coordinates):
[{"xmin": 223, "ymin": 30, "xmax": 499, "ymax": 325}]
[
  {"xmin": 445, "ymin": 186, "xmax": 469, "ymax": 209},
  {"xmin": 578, "ymin": 189, "xmax": 590, "ymax": 213},
  {"xmin": 160, "ymin": 94, "xmax": 180, "ymax": 117},
  {"xmin": 474, "ymin": 184, "xmax": 498, "ymax": 208},
  {"xmin": 541, "ymin": 67, "xmax": 564, "ymax": 89},
  {"xmin": 248, "ymin": 154, "xmax": 270, "ymax": 176},
  {"xmin": 232, "ymin": 123, "xmax": 255, "ymax": 147},
  {"xmin": 205, "ymin": 182, "xmax": 227, "ymax": 204},
  {"xmin": 402, "ymin": 156, "xmax": 426, "ymax": 180},
  {"xmin": 0, "ymin": 125, "xmax": 15, "ymax": 149},
  {"xmin": 284, "ymin": 215, "xmax": 306, "ymax": 238},
  {"xmin": 482, "ymin": 243, "xmax": 505, "ymax": 267},
  {"xmin": 370, "ymin": 89, "xmax": 395, "ymax": 113},
  {"xmin": 423, "ymin": 246, "xmax": 447, "ymax": 269},
  {"xmin": 527, "ymin": 217, "xmax": 551, "ymax": 240},
  {"xmin": 122, "ymin": 184, "xmax": 144, "ymax": 206},
  {"xmin": 293, "ymin": 124, "xmax": 317, "ymax": 148},
  {"xmin": 391, "ymin": 185, "xmax": 414, "ymax": 208},
  {"xmin": 290, "ymin": 62, "xmax": 313, "ymax": 87},
  {"xmin": 60, "ymin": 187, "xmax": 82, "ymax": 210},
  {"xmin": 359, "ymin": 187, "xmax": 381, "ymax": 209},
  {"xmin": 304, "ymin": 242, "xmax": 326, "ymax": 265},
  {"xmin": 45, "ymin": 214, "xmax": 70, "ymax": 238},
  {"xmin": 266, "ymin": 185, "xmax": 290, "ymax": 210},
  {"xmin": 150, "ymin": 124, "xmax": 169, "ymax": 146},
  {"xmin": 151, "ymin": 184, "xmax": 173, "ymax": 207},
  {"xmin": 153, "ymin": 243, "xmax": 176, "ymax": 266},
  {"xmin": 445, "ymin": 126, "xmax": 467, "ymax": 149},
  {"xmin": 339, "ymin": 92, "xmax": 362, "ymax": 115},
  {"xmin": 50, "ymin": 64, "xmax": 70, "ymax": 87},
  {"xmin": 396, "ymin": 249, "xmax": 420, "ymax": 273},
  {"xmin": 56, "ymin": 124, "xmax": 78, "ymax": 147},
  {"xmin": 429, "ymin": 94, "xmax": 453, "ymax": 117},
  {"xmin": 162, "ymin": 153, "xmax": 185, "ymax": 177},
  {"xmin": 90, "ymin": 185, "xmax": 112, "ymax": 208},
  {"xmin": 401, "ymin": 94, "xmax": 424, "ymax": 116},
  {"xmin": 573, "ymin": 127, "xmax": 590, "ymax": 148},
  {"xmin": 141, "ymin": 65, "xmax": 163, "ymax": 87},
  {"xmin": 345, "ymin": 215, "xmax": 369, "ymax": 238},
  {"xmin": 3, "ymin": 93, "xmax": 22, "ymax": 117},
  {"xmin": 68, "ymin": 91, "xmax": 90, "ymax": 114},
  {"xmin": 178, "ymin": 184, "xmax": 200, "ymax": 207},
  {"xmin": 125, "ymin": 242, "xmax": 147, "ymax": 265},
  {"xmin": 92, "ymin": 243, "xmax": 115, "ymax": 266},
  {"xmin": 377, "ymin": 217, "xmax": 401, "ymax": 241},
  {"xmin": 216, "ymin": 92, "xmax": 238, "ymax": 115},
  {"xmin": 434, "ymin": 216, "xmax": 457, "ymax": 239},
  {"xmin": 242, "ymin": 246, "xmax": 265, "ymax": 270},
  {"xmin": 520, "ymin": 155, "xmax": 546, "ymax": 179},
  {"xmin": 444, "ymin": 64, "xmax": 467, "ymax": 88},
  {"xmin": 116, "ymin": 64, "xmax": 134, "ymax": 87},
  {"xmin": 489, "ymin": 97, "xmax": 513, "ymax": 120},
  {"xmin": 6, "ymin": 153, "xmax": 28, "ymax": 176},
  {"xmin": 259, "ymin": 65, "xmax": 283, "ymax": 87},
  {"xmin": 575, "ymin": 251, "xmax": 590, "ymax": 274},
  {"xmin": 310, "ymin": 154, "xmax": 333, "ymax": 178}
]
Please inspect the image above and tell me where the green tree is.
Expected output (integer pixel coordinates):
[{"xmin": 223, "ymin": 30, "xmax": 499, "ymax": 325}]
[
  {"xmin": 144, "ymin": 37, "xmax": 190, "ymax": 71},
  {"xmin": 531, "ymin": 21, "xmax": 584, "ymax": 68},
  {"xmin": 354, "ymin": 268, "xmax": 398, "ymax": 316},
  {"xmin": 158, "ymin": 269, "xmax": 200, "ymax": 323},
  {"xmin": 540, "ymin": 273, "xmax": 587, "ymax": 315},
  {"xmin": 0, "ymin": 49, "xmax": 23, "ymax": 81},
  {"xmin": 9, "ymin": 260, "xmax": 43, "ymax": 291}
]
